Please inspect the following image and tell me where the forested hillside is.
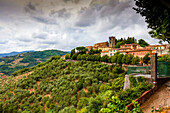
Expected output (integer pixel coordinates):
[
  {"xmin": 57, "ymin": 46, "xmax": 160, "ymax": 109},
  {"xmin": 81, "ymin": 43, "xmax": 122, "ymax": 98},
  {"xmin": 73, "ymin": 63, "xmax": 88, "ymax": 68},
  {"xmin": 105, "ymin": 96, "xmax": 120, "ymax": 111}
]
[
  {"xmin": 0, "ymin": 56, "xmax": 152, "ymax": 113},
  {"xmin": 0, "ymin": 50, "xmax": 68, "ymax": 76},
  {"xmin": 0, "ymin": 51, "xmax": 34, "ymax": 58}
]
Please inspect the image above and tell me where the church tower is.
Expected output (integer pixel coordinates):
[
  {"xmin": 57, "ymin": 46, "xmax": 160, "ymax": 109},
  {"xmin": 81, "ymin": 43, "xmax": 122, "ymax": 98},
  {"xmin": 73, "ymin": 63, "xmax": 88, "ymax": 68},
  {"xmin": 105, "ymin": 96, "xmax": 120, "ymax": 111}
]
[{"xmin": 109, "ymin": 36, "xmax": 115, "ymax": 48}]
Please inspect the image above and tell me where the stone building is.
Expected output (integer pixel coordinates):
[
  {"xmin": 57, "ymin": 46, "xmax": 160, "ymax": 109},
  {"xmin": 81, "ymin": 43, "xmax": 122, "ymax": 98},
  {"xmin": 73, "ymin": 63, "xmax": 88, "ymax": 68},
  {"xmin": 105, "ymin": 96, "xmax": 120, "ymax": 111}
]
[{"xmin": 109, "ymin": 36, "xmax": 116, "ymax": 48}]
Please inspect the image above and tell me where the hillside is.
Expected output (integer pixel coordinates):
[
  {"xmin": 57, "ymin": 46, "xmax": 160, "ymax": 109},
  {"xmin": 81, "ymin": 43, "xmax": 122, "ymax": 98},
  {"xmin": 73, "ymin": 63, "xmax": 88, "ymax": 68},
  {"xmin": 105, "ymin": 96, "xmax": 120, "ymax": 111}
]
[
  {"xmin": 0, "ymin": 50, "xmax": 68, "ymax": 76},
  {"xmin": 0, "ymin": 57, "xmax": 152, "ymax": 113},
  {"xmin": 0, "ymin": 51, "xmax": 34, "ymax": 58}
]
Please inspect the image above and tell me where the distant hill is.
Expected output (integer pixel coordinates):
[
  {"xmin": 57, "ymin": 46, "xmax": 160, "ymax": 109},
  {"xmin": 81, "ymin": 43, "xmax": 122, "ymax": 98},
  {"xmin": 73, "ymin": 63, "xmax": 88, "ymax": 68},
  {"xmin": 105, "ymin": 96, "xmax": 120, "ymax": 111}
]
[
  {"xmin": 0, "ymin": 51, "xmax": 34, "ymax": 57},
  {"xmin": 0, "ymin": 50, "xmax": 68, "ymax": 76}
]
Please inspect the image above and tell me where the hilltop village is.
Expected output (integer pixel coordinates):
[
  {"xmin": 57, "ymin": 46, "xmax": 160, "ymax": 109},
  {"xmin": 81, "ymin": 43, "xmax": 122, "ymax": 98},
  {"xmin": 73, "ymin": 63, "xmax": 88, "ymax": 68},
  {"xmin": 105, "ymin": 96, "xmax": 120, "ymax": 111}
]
[{"xmin": 85, "ymin": 36, "xmax": 170, "ymax": 60}]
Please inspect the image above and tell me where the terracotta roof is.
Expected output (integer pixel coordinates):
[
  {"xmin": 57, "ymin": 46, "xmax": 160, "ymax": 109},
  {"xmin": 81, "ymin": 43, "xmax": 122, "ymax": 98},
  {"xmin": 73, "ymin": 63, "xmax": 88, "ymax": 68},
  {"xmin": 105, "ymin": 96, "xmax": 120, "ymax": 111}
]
[
  {"xmin": 108, "ymin": 48, "xmax": 119, "ymax": 50},
  {"xmin": 119, "ymin": 51, "xmax": 128, "ymax": 53},
  {"xmin": 118, "ymin": 47, "xmax": 132, "ymax": 49},
  {"xmin": 120, "ymin": 43, "xmax": 139, "ymax": 46},
  {"xmin": 86, "ymin": 46, "xmax": 93, "ymax": 48},
  {"xmin": 61, "ymin": 55, "xmax": 66, "ymax": 58},
  {"xmin": 148, "ymin": 44, "xmax": 167, "ymax": 47},
  {"xmin": 95, "ymin": 41, "xmax": 108, "ymax": 44},
  {"xmin": 101, "ymin": 50, "xmax": 109, "ymax": 53},
  {"xmin": 98, "ymin": 46, "xmax": 111, "ymax": 48},
  {"xmin": 127, "ymin": 49, "xmax": 153, "ymax": 52}
]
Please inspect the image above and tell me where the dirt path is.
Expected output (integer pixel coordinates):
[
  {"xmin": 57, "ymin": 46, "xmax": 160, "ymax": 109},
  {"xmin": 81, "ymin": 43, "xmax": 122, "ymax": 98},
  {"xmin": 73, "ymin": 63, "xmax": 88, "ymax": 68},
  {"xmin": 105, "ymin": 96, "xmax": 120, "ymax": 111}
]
[{"xmin": 141, "ymin": 81, "xmax": 170, "ymax": 113}]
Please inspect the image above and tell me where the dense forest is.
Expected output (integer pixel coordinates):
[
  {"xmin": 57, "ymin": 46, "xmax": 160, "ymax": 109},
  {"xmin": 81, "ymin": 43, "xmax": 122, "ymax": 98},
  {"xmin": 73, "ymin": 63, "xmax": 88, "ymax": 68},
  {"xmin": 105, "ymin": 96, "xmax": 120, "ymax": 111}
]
[
  {"xmin": 0, "ymin": 56, "xmax": 152, "ymax": 113},
  {"xmin": 0, "ymin": 50, "xmax": 68, "ymax": 76}
]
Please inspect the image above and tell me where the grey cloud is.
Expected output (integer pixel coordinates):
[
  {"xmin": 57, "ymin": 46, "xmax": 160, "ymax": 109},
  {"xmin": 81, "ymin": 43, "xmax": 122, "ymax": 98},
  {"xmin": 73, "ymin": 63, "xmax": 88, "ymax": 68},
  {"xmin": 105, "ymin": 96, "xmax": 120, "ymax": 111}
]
[
  {"xmin": 50, "ymin": 8, "xmax": 71, "ymax": 18},
  {"xmin": 63, "ymin": 0, "xmax": 80, "ymax": 4},
  {"xmin": 25, "ymin": 2, "xmax": 36, "ymax": 13},
  {"xmin": 32, "ymin": 16, "xmax": 58, "ymax": 25},
  {"xmin": 27, "ymin": 2, "xmax": 36, "ymax": 11},
  {"xmin": 57, "ymin": 8, "xmax": 71, "ymax": 18},
  {"xmin": 75, "ymin": 7, "xmax": 97, "ymax": 27},
  {"xmin": 0, "ymin": 0, "xmax": 162, "ymax": 53},
  {"xmin": 42, "ymin": 40, "xmax": 58, "ymax": 45},
  {"xmin": 99, "ymin": 0, "xmax": 132, "ymax": 17},
  {"xmin": 32, "ymin": 33, "xmax": 47, "ymax": 39},
  {"xmin": 18, "ymin": 38, "xmax": 32, "ymax": 42},
  {"xmin": 75, "ymin": 0, "xmax": 133, "ymax": 27}
]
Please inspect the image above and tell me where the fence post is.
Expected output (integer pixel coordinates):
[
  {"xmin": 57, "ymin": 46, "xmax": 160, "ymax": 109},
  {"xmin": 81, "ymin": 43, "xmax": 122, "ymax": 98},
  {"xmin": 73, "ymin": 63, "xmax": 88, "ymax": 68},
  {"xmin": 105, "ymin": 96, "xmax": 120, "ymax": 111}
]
[{"xmin": 151, "ymin": 53, "xmax": 157, "ymax": 82}]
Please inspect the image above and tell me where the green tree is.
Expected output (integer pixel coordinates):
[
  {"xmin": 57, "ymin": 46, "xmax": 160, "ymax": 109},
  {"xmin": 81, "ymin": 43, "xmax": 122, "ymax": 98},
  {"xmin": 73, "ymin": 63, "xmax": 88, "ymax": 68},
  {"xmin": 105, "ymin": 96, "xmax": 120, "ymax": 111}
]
[
  {"xmin": 72, "ymin": 54, "xmax": 77, "ymax": 60},
  {"xmin": 135, "ymin": 56, "xmax": 140, "ymax": 64},
  {"xmin": 158, "ymin": 54, "xmax": 170, "ymax": 62},
  {"xmin": 117, "ymin": 54, "xmax": 124, "ymax": 64},
  {"xmin": 115, "ymin": 41, "xmax": 125, "ymax": 48},
  {"xmin": 71, "ymin": 49, "xmax": 75, "ymax": 57},
  {"xmin": 138, "ymin": 39, "xmax": 149, "ymax": 47},
  {"xmin": 77, "ymin": 54, "xmax": 82, "ymax": 60},
  {"xmin": 133, "ymin": 0, "xmax": 170, "ymax": 43},
  {"xmin": 132, "ymin": 56, "xmax": 140, "ymax": 65},
  {"xmin": 101, "ymin": 55, "xmax": 109, "ymax": 62},
  {"xmin": 111, "ymin": 52, "xmax": 119, "ymax": 63},
  {"xmin": 126, "ymin": 54, "xmax": 134, "ymax": 64},
  {"xmin": 65, "ymin": 54, "xmax": 71, "ymax": 60},
  {"xmin": 77, "ymin": 97, "xmax": 89, "ymax": 109},
  {"xmin": 94, "ymin": 55, "xmax": 101, "ymax": 61},
  {"xmin": 76, "ymin": 46, "xmax": 88, "ymax": 54},
  {"xmin": 143, "ymin": 53, "xmax": 150, "ymax": 64},
  {"xmin": 132, "ymin": 57, "xmax": 136, "ymax": 65},
  {"xmin": 122, "ymin": 54, "xmax": 128, "ymax": 64},
  {"xmin": 81, "ymin": 54, "xmax": 87, "ymax": 60}
]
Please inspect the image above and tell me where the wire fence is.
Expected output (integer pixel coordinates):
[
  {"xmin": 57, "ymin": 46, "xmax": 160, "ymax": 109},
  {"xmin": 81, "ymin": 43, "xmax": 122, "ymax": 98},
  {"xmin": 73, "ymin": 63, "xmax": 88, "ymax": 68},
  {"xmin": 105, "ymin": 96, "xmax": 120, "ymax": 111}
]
[{"xmin": 127, "ymin": 66, "xmax": 151, "ymax": 75}]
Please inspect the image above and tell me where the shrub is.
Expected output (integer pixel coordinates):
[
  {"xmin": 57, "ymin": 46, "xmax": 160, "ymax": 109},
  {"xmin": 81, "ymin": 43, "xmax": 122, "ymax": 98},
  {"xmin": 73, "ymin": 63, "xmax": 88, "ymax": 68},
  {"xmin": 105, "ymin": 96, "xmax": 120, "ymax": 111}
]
[
  {"xmin": 81, "ymin": 54, "xmax": 86, "ymax": 60},
  {"xmin": 77, "ymin": 54, "xmax": 82, "ymax": 60},
  {"xmin": 77, "ymin": 97, "xmax": 89, "ymax": 109},
  {"xmin": 72, "ymin": 54, "xmax": 77, "ymax": 60},
  {"xmin": 137, "ymin": 76, "xmax": 145, "ymax": 83},
  {"xmin": 65, "ymin": 54, "xmax": 71, "ymax": 60},
  {"xmin": 129, "ymin": 75, "xmax": 137, "ymax": 87}
]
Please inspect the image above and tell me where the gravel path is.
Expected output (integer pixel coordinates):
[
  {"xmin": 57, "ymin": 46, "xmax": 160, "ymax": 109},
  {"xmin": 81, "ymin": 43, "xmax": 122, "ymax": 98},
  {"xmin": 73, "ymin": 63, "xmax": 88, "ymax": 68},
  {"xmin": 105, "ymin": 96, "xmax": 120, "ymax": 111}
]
[{"xmin": 140, "ymin": 80, "xmax": 170, "ymax": 113}]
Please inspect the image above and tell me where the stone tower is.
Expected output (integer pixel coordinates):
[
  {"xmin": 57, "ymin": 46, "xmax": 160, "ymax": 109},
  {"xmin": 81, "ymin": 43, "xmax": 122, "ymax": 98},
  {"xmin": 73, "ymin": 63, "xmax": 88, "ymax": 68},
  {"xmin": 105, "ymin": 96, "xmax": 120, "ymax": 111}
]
[{"xmin": 109, "ymin": 36, "xmax": 115, "ymax": 48}]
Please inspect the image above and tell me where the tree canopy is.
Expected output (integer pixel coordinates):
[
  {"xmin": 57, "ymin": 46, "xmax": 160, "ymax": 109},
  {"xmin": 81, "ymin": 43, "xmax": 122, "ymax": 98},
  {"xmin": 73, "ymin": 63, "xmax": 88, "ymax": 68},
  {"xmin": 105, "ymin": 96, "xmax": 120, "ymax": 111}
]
[
  {"xmin": 76, "ymin": 46, "xmax": 88, "ymax": 54},
  {"xmin": 133, "ymin": 0, "xmax": 170, "ymax": 43},
  {"xmin": 138, "ymin": 39, "xmax": 149, "ymax": 47}
]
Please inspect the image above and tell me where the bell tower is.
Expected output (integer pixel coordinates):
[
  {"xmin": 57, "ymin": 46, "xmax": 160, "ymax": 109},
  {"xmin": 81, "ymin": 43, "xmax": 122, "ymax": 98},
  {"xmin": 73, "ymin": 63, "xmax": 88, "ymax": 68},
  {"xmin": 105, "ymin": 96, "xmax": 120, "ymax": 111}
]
[{"xmin": 109, "ymin": 36, "xmax": 115, "ymax": 48}]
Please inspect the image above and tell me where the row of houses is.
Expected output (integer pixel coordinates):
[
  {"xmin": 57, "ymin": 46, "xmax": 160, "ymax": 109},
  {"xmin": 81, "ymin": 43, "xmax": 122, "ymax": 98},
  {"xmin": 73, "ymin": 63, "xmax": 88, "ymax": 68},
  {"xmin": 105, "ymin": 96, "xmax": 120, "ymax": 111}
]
[
  {"xmin": 101, "ymin": 44, "xmax": 169, "ymax": 59},
  {"xmin": 85, "ymin": 37, "xmax": 169, "ymax": 60}
]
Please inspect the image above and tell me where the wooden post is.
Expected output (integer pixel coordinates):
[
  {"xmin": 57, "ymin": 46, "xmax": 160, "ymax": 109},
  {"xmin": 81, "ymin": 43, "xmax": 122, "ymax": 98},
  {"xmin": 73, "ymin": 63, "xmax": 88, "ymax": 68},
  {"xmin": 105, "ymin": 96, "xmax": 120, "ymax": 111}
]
[{"xmin": 151, "ymin": 53, "xmax": 157, "ymax": 82}]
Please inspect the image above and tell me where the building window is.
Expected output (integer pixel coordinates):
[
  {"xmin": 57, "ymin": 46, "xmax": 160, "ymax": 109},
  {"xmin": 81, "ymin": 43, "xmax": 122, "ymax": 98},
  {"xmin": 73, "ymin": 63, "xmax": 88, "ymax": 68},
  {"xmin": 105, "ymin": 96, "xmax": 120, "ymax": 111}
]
[
  {"xmin": 110, "ymin": 53, "xmax": 112, "ymax": 56},
  {"xmin": 145, "ymin": 52, "xmax": 146, "ymax": 54},
  {"xmin": 141, "ymin": 57, "xmax": 142, "ymax": 60},
  {"xmin": 160, "ymin": 47, "xmax": 161, "ymax": 49},
  {"xmin": 137, "ymin": 53, "xmax": 138, "ymax": 55},
  {"xmin": 133, "ymin": 53, "xmax": 135, "ymax": 55},
  {"xmin": 141, "ymin": 52, "xmax": 142, "ymax": 55}
]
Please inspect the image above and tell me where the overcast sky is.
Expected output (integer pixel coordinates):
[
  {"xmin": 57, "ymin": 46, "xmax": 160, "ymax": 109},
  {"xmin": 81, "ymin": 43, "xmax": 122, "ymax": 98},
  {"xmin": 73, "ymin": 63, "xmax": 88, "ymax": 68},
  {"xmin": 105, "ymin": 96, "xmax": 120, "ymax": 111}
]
[{"xmin": 0, "ymin": 0, "xmax": 162, "ymax": 53}]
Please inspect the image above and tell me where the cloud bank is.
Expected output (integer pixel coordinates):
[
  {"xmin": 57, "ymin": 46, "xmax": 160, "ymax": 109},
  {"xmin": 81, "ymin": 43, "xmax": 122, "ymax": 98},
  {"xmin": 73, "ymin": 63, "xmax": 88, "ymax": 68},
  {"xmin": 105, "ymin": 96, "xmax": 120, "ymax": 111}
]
[{"xmin": 0, "ymin": 0, "xmax": 161, "ymax": 53}]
